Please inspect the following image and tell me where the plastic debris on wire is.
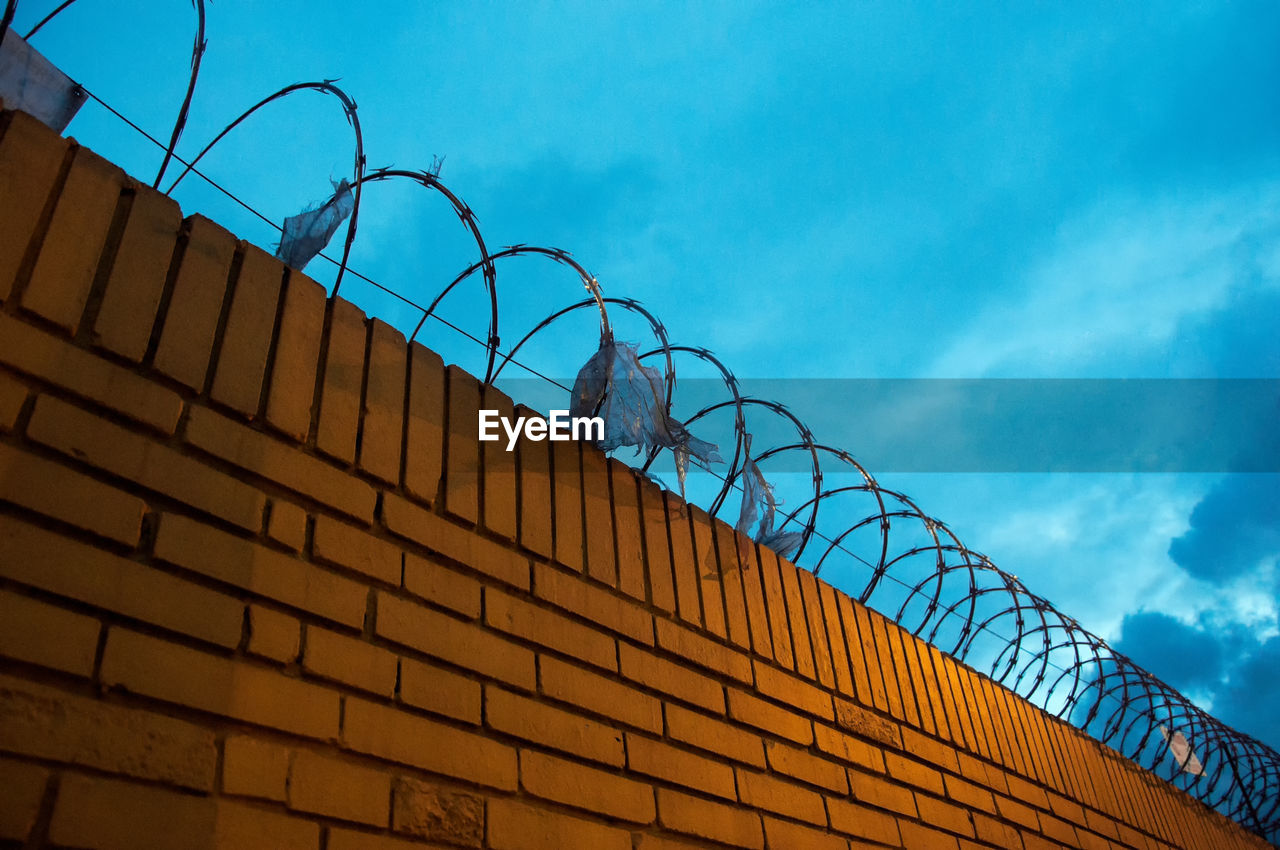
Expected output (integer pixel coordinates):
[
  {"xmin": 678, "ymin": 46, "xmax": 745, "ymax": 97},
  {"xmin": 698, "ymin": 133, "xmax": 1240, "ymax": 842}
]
[
  {"xmin": 0, "ymin": 32, "xmax": 86, "ymax": 131},
  {"xmin": 570, "ymin": 335, "xmax": 721, "ymax": 495},
  {"xmin": 1160, "ymin": 725, "xmax": 1206, "ymax": 776},
  {"xmin": 275, "ymin": 178, "xmax": 354, "ymax": 270},
  {"xmin": 736, "ymin": 434, "xmax": 803, "ymax": 561}
]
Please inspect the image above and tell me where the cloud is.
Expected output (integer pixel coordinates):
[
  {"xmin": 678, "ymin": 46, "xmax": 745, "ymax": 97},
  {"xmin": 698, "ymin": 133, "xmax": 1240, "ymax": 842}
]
[
  {"xmin": 1212, "ymin": 635, "xmax": 1280, "ymax": 752},
  {"xmin": 1113, "ymin": 611, "xmax": 1237, "ymax": 696},
  {"xmin": 1169, "ymin": 475, "xmax": 1280, "ymax": 584}
]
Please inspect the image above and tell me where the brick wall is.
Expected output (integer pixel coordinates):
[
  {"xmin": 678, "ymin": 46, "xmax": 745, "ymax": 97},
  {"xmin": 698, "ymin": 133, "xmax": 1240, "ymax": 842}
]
[{"xmin": 0, "ymin": 105, "xmax": 1268, "ymax": 850}]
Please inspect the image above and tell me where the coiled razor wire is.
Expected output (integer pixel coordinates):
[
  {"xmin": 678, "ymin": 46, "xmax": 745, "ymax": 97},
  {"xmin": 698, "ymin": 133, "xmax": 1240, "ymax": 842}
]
[{"xmin": 3, "ymin": 1, "xmax": 1278, "ymax": 842}]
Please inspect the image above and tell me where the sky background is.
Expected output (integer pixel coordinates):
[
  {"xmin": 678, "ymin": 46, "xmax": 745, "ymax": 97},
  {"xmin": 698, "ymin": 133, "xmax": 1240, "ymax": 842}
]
[{"xmin": 10, "ymin": 1, "xmax": 1278, "ymax": 753}]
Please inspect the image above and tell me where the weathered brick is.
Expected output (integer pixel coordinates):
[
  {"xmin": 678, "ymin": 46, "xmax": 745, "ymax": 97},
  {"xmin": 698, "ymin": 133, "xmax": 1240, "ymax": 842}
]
[
  {"xmin": 736, "ymin": 767, "xmax": 826, "ymax": 824},
  {"xmin": 847, "ymin": 768, "xmax": 916, "ymax": 816},
  {"xmin": 29, "ymin": 395, "xmax": 265, "ymax": 532},
  {"xmin": 289, "ymin": 748, "xmax": 390, "ymax": 826},
  {"xmin": 0, "ymin": 756, "xmax": 47, "ymax": 841},
  {"xmin": 266, "ymin": 499, "xmax": 308, "ymax": 552},
  {"xmin": 619, "ymin": 643, "xmax": 725, "ymax": 714},
  {"xmin": 655, "ymin": 617, "xmax": 752, "ymax": 683},
  {"xmin": 343, "ymin": 696, "xmax": 516, "ymax": 790},
  {"xmin": 155, "ymin": 513, "xmax": 366, "ymax": 629},
  {"xmin": 688, "ymin": 505, "xmax": 727, "ymax": 638},
  {"xmin": 656, "ymin": 788, "xmax": 764, "ymax": 849},
  {"xmin": 626, "ymin": 733, "xmax": 736, "ymax": 800},
  {"xmin": 0, "ymin": 312, "xmax": 182, "ymax": 433},
  {"xmin": 403, "ymin": 551, "xmax": 482, "ymax": 617},
  {"xmin": 246, "ymin": 603, "xmax": 301, "ymax": 664},
  {"xmin": 49, "ymin": 773, "xmax": 215, "ymax": 850},
  {"xmin": 487, "ymin": 797, "xmax": 630, "ymax": 850},
  {"xmin": 222, "ymin": 735, "xmax": 290, "ymax": 801},
  {"xmin": 313, "ymin": 514, "xmax": 401, "ymax": 585},
  {"xmin": 533, "ymin": 561, "xmax": 652, "ymax": 645},
  {"xmin": 441, "ymin": 364, "xmax": 481, "ymax": 523},
  {"xmin": 481, "ymin": 384, "xmax": 518, "ymax": 541},
  {"xmin": 765, "ymin": 740, "xmax": 849, "ymax": 793},
  {"xmin": 753, "ymin": 659, "xmax": 834, "ymax": 721},
  {"xmin": 358, "ymin": 318, "xmax": 407, "ymax": 484},
  {"xmin": 813, "ymin": 724, "xmax": 885, "ymax": 774},
  {"xmin": 400, "ymin": 656, "xmax": 483, "ymax": 724},
  {"xmin": 21, "ymin": 145, "xmax": 123, "ymax": 332},
  {"xmin": 101, "ymin": 628, "xmax": 340, "ymax": 740},
  {"xmin": 727, "ymin": 688, "xmax": 814, "ymax": 745},
  {"xmin": 264, "ymin": 270, "xmax": 326, "ymax": 441},
  {"xmin": 315, "ymin": 296, "xmax": 366, "ymax": 463},
  {"xmin": 0, "ymin": 110, "xmax": 69, "ymax": 301},
  {"xmin": 153, "ymin": 215, "xmax": 237, "ymax": 390},
  {"xmin": 392, "ymin": 776, "xmax": 483, "ymax": 846},
  {"xmin": 92, "ymin": 185, "xmax": 182, "ymax": 362},
  {"xmin": 514, "ymin": 404, "xmax": 553, "ymax": 559},
  {"xmin": 214, "ymin": 800, "xmax": 320, "ymax": 850},
  {"xmin": 0, "ymin": 369, "xmax": 27, "ymax": 430},
  {"xmin": 0, "ymin": 513, "xmax": 243, "ymax": 648},
  {"xmin": 550, "ymin": 435, "xmax": 585, "ymax": 572},
  {"xmin": 382, "ymin": 492, "xmax": 529, "ymax": 589},
  {"xmin": 540, "ymin": 655, "xmax": 660, "ymax": 732},
  {"xmin": 666, "ymin": 703, "xmax": 766, "ymax": 768},
  {"xmin": 404, "ymin": 342, "xmax": 445, "ymax": 503},
  {"xmin": 916, "ymin": 792, "xmax": 976, "ymax": 838},
  {"xmin": 520, "ymin": 748, "xmax": 654, "ymax": 823},
  {"xmin": 826, "ymin": 795, "xmax": 903, "ymax": 846},
  {"xmin": 487, "ymin": 588, "xmax": 617, "ymax": 671},
  {"xmin": 486, "ymin": 685, "xmax": 623, "ymax": 766},
  {"xmin": 665, "ymin": 493, "xmax": 703, "ymax": 626},
  {"xmin": 762, "ymin": 816, "xmax": 848, "ymax": 850},
  {"xmin": 188, "ymin": 403, "xmax": 377, "ymax": 522},
  {"xmin": 303, "ymin": 626, "xmax": 398, "ymax": 696},
  {"xmin": 638, "ymin": 476, "xmax": 676, "ymax": 613},
  {"xmin": 737, "ymin": 543, "xmax": 774, "ymax": 660},
  {"xmin": 376, "ymin": 592, "xmax": 535, "ymax": 690},
  {"xmin": 0, "ymin": 588, "xmax": 99, "ymax": 676},
  {"xmin": 610, "ymin": 459, "xmax": 647, "ymax": 600}
]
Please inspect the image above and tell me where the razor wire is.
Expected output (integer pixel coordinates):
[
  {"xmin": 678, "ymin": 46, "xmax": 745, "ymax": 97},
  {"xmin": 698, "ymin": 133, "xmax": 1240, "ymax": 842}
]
[{"xmin": 2, "ymin": 2, "xmax": 1278, "ymax": 842}]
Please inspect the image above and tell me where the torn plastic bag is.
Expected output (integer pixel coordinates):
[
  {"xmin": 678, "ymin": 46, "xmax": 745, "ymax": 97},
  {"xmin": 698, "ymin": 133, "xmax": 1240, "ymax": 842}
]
[
  {"xmin": 275, "ymin": 179, "xmax": 354, "ymax": 270},
  {"xmin": 0, "ymin": 32, "xmax": 86, "ymax": 131},
  {"xmin": 1159, "ymin": 725, "xmax": 1205, "ymax": 776},
  {"xmin": 736, "ymin": 434, "xmax": 802, "ymax": 560}
]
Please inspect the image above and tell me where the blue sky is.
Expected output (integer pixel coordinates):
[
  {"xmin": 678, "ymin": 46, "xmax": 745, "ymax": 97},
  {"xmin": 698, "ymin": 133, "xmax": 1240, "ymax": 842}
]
[{"xmin": 12, "ymin": 1, "xmax": 1279, "ymax": 754}]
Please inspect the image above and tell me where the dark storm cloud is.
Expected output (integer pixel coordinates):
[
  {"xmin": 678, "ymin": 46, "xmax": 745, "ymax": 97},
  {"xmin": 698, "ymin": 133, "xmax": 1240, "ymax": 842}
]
[
  {"xmin": 1212, "ymin": 636, "xmax": 1280, "ymax": 754},
  {"xmin": 1115, "ymin": 611, "xmax": 1233, "ymax": 693},
  {"xmin": 1168, "ymin": 475, "xmax": 1280, "ymax": 584}
]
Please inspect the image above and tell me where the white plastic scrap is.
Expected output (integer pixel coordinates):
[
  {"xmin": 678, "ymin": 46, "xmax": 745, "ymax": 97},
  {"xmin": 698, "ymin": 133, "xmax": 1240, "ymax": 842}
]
[
  {"xmin": 0, "ymin": 32, "xmax": 86, "ymax": 132},
  {"xmin": 1160, "ymin": 724, "xmax": 1205, "ymax": 776},
  {"xmin": 275, "ymin": 179, "xmax": 354, "ymax": 270},
  {"xmin": 736, "ymin": 434, "xmax": 803, "ymax": 560}
]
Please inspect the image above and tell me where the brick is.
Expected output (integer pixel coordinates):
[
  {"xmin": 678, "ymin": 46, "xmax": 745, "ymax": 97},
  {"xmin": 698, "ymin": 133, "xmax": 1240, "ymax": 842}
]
[
  {"xmin": 610, "ymin": 459, "xmax": 647, "ymax": 600},
  {"xmin": 155, "ymin": 513, "xmax": 366, "ymax": 629},
  {"xmin": 550, "ymin": 435, "xmax": 585, "ymax": 571},
  {"xmin": 0, "ymin": 312, "xmax": 182, "ymax": 433},
  {"xmin": 29, "ymin": 395, "xmax": 265, "ymax": 532},
  {"xmin": 101, "ymin": 628, "xmax": 340, "ymax": 740},
  {"xmin": 633, "ymin": 835, "xmax": 711, "ymax": 850},
  {"xmin": 246, "ymin": 604, "xmax": 301, "ymax": 663},
  {"xmin": 996, "ymin": 794, "xmax": 1041, "ymax": 831},
  {"xmin": 579, "ymin": 444, "xmax": 617, "ymax": 585},
  {"xmin": 153, "ymin": 215, "xmax": 237, "ymax": 390},
  {"xmin": 481, "ymin": 384, "xmax": 518, "ymax": 541},
  {"xmin": 0, "ymin": 110, "xmax": 69, "ymax": 301},
  {"xmin": 736, "ymin": 768, "xmax": 826, "ymax": 824},
  {"xmin": 796, "ymin": 567, "xmax": 838, "ymax": 689},
  {"xmin": 22, "ymin": 145, "xmax": 123, "ymax": 332},
  {"xmin": 358, "ymin": 318, "xmax": 407, "ymax": 484},
  {"xmin": 486, "ymin": 685, "xmax": 623, "ymax": 766},
  {"xmin": 835, "ymin": 592, "xmax": 877, "ymax": 710},
  {"xmin": 328, "ymin": 827, "xmax": 444, "ymax": 850},
  {"xmin": 0, "ymin": 369, "xmax": 27, "ymax": 429},
  {"xmin": 49, "ymin": 773, "xmax": 216, "ymax": 850},
  {"xmin": 382, "ymin": 492, "xmax": 529, "ymax": 589},
  {"xmin": 689, "ymin": 505, "xmax": 727, "ymax": 637},
  {"xmin": 441, "ymin": 364, "xmax": 481, "ymax": 523},
  {"xmin": 619, "ymin": 643, "xmax": 725, "ymax": 714},
  {"xmin": 519, "ymin": 748, "xmax": 654, "ymax": 823},
  {"xmin": 265, "ymin": 270, "xmax": 326, "ymax": 441},
  {"xmin": 223, "ymin": 735, "xmax": 290, "ymax": 801},
  {"xmin": 945, "ymin": 773, "xmax": 996, "ymax": 814},
  {"xmin": 726, "ymin": 688, "xmax": 813, "ymax": 745},
  {"xmin": 289, "ymin": 748, "xmax": 390, "ymax": 826},
  {"xmin": 655, "ymin": 617, "xmax": 752, "ymax": 683},
  {"xmin": 266, "ymin": 499, "xmax": 307, "ymax": 552},
  {"xmin": 758, "ymin": 547, "xmax": 795, "ymax": 669},
  {"xmin": 738, "ymin": 543, "xmax": 774, "ymax": 660},
  {"xmin": 0, "ymin": 513, "xmax": 243, "ymax": 648},
  {"xmin": 627, "ymin": 733, "xmax": 736, "ymax": 800},
  {"xmin": 776, "ymin": 556, "xmax": 816, "ymax": 679},
  {"xmin": 540, "ymin": 655, "xmax": 660, "ymax": 731},
  {"xmin": 313, "ymin": 514, "xmax": 401, "ymax": 584},
  {"xmin": 973, "ymin": 812, "xmax": 1023, "ymax": 849},
  {"xmin": 0, "ymin": 440, "xmax": 146, "ymax": 545},
  {"xmin": 400, "ymin": 656, "xmax": 482, "ymax": 723},
  {"xmin": 763, "ymin": 816, "xmax": 848, "ymax": 850},
  {"xmin": 0, "ymin": 588, "xmax": 99, "ymax": 676},
  {"xmin": 1047, "ymin": 789, "xmax": 1086, "ymax": 826},
  {"xmin": 638, "ymin": 476, "xmax": 676, "ymax": 613},
  {"xmin": 210, "ymin": 243, "xmax": 284, "ymax": 416},
  {"xmin": 487, "ymin": 797, "xmax": 630, "ymax": 850},
  {"xmin": 1040, "ymin": 813, "xmax": 1081, "ymax": 846},
  {"xmin": 765, "ymin": 740, "xmax": 849, "ymax": 794},
  {"xmin": 92, "ymin": 185, "xmax": 182, "ymax": 361},
  {"xmin": 910, "ymin": 637, "xmax": 950, "ymax": 742},
  {"xmin": 655, "ymin": 788, "xmax": 764, "ymax": 849},
  {"xmin": 835, "ymin": 698, "xmax": 902, "ymax": 753},
  {"xmin": 214, "ymin": 800, "xmax": 320, "ymax": 850},
  {"xmin": 533, "ymin": 562, "xmax": 652, "ymax": 645},
  {"xmin": 403, "ymin": 552, "xmax": 482, "ymax": 617},
  {"xmin": 304, "ymin": 626, "xmax": 397, "ymax": 696},
  {"xmin": 315, "ymin": 296, "xmax": 367, "ymax": 463},
  {"xmin": 1007, "ymin": 770, "xmax": 1051, "ymax": 812},
  {"xmin": 916, "ymin": 793, "xmax": 976, "ymax": 838},
  {"xmin": 813, "ymin": 724, "xmax": 885, "ymax": 774},
  {"xmin": 666, "ymin": 703, "xmax": 765, "ymax": 768},
  {"xmin": 898, "ymin": 820, "xmax": 961, "ymax": 850},
  {"xmin": 901, "ymin": 724, "xmax": 959, "ymax": 774},
  {"xmin": 0, "ymin": 756, "xmax": 47, "ymax": 841},
  {"xmin": 885, "ymin": 751, "xmax": 944, "ymax": 796},
  {"xmin": 376, "ymin": 592, "xmax": 534, "ymax": 690},
  {"xmin": 753, "ymin": 659, "xmax": 834, "ymax": 721},
  {"xmin": 867, "ymin": 612, "xmax": 913, "ymax": 725},
  {"xmin": 665, "ymin": 493, "xmax": 702, "ymax": 626},
  {"xmin": 714, "ymin": 522, "xmax": 753, "ymax": 652},
  {"xmin": 826, "ymin": 796, "xmax": 903, "ymax": 846},
  {"xmin": 188, "ymin": 403, "xmax": 377, "ymax": 523},
  {"xmin": 404, "ymin": 342, "xmax": 445, "ymax": 503},
  {"xmin": 344, "ymin": 696, "xmax": 516, "ymax": 790},
  {"xmin": 847, "ymin": 768, "xmax": 916, "ymax": 816},
  {"xmin": 392, "ymin": 776, "xmax": 483, "ymax": 845},
  {"xmin": 486, "ymin": 587, "xmax": 617, "ymax": 671},
  {"xmin": 514, "ymin": 404, "xmax": 553, "ymax": 559}
]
